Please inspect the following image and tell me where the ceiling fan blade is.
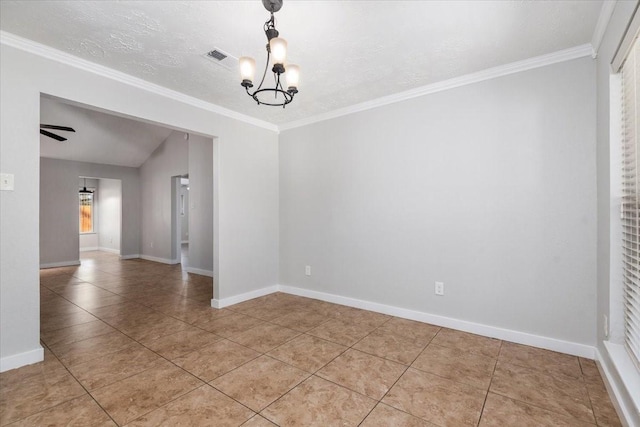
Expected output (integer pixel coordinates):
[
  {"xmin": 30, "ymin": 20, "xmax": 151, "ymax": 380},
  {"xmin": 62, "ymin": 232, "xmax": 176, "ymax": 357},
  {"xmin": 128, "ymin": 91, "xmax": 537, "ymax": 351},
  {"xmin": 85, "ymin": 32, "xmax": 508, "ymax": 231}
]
[
  {"xmin": 40, "ymin": 124, "xmax": 75, "ymax": 132},
  {"xmin": 40, "ymin": 129, "xmax": 67, "ymax": 142}
]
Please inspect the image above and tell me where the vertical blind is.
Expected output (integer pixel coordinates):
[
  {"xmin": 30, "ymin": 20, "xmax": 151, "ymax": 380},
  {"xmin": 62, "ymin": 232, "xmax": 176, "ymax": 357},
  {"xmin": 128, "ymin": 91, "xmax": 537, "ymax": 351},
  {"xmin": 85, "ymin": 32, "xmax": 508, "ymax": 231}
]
[{"xmin": 622, "ymin": 36, "xmax": 640, "ymax": 370}]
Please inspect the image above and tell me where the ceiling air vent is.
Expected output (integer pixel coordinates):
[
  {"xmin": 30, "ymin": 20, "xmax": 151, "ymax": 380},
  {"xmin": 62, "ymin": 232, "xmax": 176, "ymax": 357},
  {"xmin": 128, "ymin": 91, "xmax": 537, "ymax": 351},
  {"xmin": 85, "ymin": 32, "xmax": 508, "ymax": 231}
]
[{"xmin": 203, "ymin": 48, "xmax": 238, "ymax": 70}]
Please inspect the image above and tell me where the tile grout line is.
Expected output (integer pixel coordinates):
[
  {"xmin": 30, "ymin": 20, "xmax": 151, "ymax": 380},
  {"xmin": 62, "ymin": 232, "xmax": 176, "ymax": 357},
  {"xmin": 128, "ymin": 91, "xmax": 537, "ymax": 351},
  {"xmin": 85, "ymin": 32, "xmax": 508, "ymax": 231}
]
[
  {"xmin": 38, "ymin": 340, "xmax": 121, "ymax": 427},
  {"xmin": 40, "ymin": 263, "xmax": 255, "ymax": 425},
  {"xmin": 476, "ymin": 339, "xmax": 503, "ymax": 426},
  {"xmin": 35, "ymin": 253, "xmax": 616, "ymax": 426},
  {"xmin": 361, "ymin": 323, "xmax": 443, "ymax": 425}
]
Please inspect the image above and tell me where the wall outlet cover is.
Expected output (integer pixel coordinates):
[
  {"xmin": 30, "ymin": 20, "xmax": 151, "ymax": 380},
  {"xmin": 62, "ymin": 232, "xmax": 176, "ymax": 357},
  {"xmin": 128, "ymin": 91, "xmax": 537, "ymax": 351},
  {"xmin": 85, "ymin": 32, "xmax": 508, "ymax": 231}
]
[{"xmin": 0, "ymin": 173, "xmax": 15, "ymax": 191}]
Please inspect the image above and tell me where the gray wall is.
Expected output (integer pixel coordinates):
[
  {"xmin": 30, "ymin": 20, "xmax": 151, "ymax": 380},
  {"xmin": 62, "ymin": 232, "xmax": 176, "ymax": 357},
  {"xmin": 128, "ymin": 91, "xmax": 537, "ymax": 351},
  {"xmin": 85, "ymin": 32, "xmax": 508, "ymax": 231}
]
[
  {"xmin": 1, "ymin": 42, "xmax": 279, "ymax": 368},
  {"xmin": 138, "ymin": 130, "xmax": 213, "ymax": 271},
  {"xmin": 279, "ymin": 57, "xmax": 597, "ymax": 346},
  {"xmin": 139, "ymin": 130, "xmax": 188, "ymax": 262},
  {"xmin": 595, "ymin": 2, "xmax": 639, "ymax": 425},
  {"xmin": 98, "ymin": 178, "xmax": 121, "ymax": 253},
  {"xmin": 40, "ymin": 158, "xmax": 140, "ymax": 266},
  {"xmin": 188, "ymin": 134, "xmax": 214, "ymax": 273}
]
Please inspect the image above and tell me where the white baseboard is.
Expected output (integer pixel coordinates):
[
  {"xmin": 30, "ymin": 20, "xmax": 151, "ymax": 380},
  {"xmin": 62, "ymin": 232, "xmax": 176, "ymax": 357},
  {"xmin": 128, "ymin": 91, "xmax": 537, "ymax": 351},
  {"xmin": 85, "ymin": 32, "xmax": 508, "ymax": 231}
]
[
  {"xmin": 139, "ymin": 254, "xmax": 179, "ymax": 265},
  {"xmin": 208, "ymin": 283, "xmax": 593, "ymax": 358},
  {"xmin": 98, "ymin": 247, "xmax": 120, "ymax": 255},
  {"xmin": 40, "ymin": 260, "xmax": 81, "ymax": 269},
  {"xmin": 79, "ymin": 246, "xmax": 99, "ymax": 252},
  {"xmin": 211, "ymin": 285, "xmax": 280, "ymax": 309},
  {"xmin": 185, "ymin": 267, "xmax": 213, "ymax": 277},
  {"xmin": 597, "ymin": 344, "xmax": 640, "ymax": 426},
  {"xmin": 279, "ymin": 285, "xmax": 595, "ymax": 359},
  {"xmin": 119, "ymin": 253, "xmax": 140, "ymax": 260},
  {"xmin": 0, "ymin": 346, "xmax": 44, "ymax": 372}
]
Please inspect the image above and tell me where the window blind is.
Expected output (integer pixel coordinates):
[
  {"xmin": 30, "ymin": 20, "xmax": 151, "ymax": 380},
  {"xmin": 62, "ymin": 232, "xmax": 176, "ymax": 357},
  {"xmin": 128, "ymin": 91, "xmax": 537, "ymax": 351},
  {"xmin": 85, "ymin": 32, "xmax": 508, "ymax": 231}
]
[{"xmin": 622, "ymin": 36, "xmax": 640, "ymax": 370}]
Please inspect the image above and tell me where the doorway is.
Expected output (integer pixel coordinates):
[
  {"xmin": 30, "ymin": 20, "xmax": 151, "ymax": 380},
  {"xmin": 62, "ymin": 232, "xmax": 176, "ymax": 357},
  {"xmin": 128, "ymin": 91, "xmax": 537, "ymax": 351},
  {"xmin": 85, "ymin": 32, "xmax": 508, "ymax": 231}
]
[
  {"xmin": 78, "ymin": 177, "xmax": 122, "ymax": 257},
  {"xmin": 171, "ymin": 174, "xmax": 189, "ymax": 268}
]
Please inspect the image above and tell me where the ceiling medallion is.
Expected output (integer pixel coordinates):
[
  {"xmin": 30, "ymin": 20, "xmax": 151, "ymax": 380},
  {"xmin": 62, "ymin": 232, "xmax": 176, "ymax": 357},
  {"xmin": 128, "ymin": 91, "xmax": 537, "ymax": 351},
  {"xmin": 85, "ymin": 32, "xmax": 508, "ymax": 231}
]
[{"xmin": 239, "ymin": 0, "xmax": 299, "ymax": 108}]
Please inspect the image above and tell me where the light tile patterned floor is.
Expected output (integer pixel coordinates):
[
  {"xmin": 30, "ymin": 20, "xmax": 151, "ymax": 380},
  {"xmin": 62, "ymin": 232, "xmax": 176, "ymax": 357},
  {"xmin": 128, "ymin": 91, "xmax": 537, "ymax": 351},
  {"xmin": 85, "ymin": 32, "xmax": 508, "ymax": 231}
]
[{"xmin": 0, "ymin": 251, "xmax": 622, "ymax": 426}]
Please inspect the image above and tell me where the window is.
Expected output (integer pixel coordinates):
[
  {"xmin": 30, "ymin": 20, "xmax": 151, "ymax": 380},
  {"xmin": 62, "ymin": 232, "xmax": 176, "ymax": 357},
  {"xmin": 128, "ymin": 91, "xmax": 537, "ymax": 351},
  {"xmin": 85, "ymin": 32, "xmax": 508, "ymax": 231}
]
[
  {"xmin": 79, "ymin": 192, "xmax": 94, "ymax": 233},
  {"xmin": 621, "ymin": 35, "xmax": 640, "ymax": 370}
]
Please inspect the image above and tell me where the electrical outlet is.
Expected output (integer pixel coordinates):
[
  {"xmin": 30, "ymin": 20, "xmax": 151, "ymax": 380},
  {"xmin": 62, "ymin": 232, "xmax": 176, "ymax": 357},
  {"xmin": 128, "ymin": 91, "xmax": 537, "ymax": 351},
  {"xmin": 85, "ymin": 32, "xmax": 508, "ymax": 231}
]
[
  {"xmin": 0, "ymin": 173, "xmax": 14, "ymax": 191},
  {"xmin": 305, "ymin": 265, "xmax": 311, "ymax": 276},
  {"xmin": 604, "ymin": 314, "xmax": 609, "ymax": 338},
  {"xmin": 150, "ymin": 242, "xmax": 154, "ymax": 248},
  {"xmin": 435, "ymin": 281, "xmax": 444, "ymax": 296}
]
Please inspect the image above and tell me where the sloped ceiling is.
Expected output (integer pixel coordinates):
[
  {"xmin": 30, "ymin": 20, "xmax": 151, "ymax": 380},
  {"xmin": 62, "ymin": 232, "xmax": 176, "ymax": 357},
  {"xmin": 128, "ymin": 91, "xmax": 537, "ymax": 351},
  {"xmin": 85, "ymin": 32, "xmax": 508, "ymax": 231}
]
[
  {"xmin": 1, "ymin": 1, "xmax": 603, "ymax": 127},
  {"xmin": 40, "ymin": 97, "xmax": 175, "ymax": 167}
]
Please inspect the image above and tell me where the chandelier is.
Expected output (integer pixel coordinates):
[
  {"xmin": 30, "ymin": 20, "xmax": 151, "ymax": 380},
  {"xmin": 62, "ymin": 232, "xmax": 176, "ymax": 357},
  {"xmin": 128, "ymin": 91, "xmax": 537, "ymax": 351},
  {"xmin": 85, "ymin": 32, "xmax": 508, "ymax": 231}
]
[{"xmin": 239, "ymin": 0, "xmax": 299, "ymax": 107}]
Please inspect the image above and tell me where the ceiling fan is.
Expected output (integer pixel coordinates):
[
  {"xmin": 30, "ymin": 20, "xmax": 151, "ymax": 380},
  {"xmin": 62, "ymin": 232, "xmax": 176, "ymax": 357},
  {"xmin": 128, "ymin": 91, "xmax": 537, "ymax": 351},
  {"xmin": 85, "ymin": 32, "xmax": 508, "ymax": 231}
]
[{"xmin": 40, "ymin": 124, "xmax": 75, "ymax": 142}]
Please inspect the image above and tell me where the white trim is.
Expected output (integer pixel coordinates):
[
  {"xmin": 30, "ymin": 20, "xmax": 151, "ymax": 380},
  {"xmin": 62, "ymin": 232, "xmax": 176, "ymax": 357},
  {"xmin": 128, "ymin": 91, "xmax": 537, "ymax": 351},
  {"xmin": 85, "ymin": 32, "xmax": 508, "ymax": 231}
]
[
  {"xmin": 0, "ymin": 346, "xmax": 44, "ymax": 373},
  {"xmin": 185, "ymin": 267, "xmax": 213, "ymax": 277},
  {"xmin": 98, "ymin": 247, "xmax": 120, "ymax": 255},
  {"xmin": 592, "ymin": 1, "xmax": 618, "ymax": 58},
  {"xmin": 119, "ymin": 253, "xmax": 140, "ymax": 260},
  {"xmin": 139, "ymin": 254, "xmax": 179, "ymax": 265},
  {"xmin": 1, "ymin": 30, "xmax": 595, "ymax": 135},
  {"xmin": 600, "ymin": 342, "xmax": 640, "ymax": 425},
  {"xmin": 0, "ymin": 30, "xmax": 278, "ymax": 133},
  {"xmin": 79, "ymin": 246, "xmax": 99, "ymax": 252},
  {"xmin": 212, "ymin": 283, "xmax": 594, "ymax": 358},
  {"xmin": 40, "ymin": 260, "xmax": 81, "ymax": 269},
  {"xmin": 278, "ymin": 285, "xmax": 595, "ymax": 358},
  {"xmin": 612, "ymin": 3, "xmax": 640, "ymax": 72},
  {"xmin": 279, "ymin": 44, "xmax": 594, "ymax": 131},
  {"xmin": 211, "ymin": 285, "xmax": 280, "ymax": 309}
]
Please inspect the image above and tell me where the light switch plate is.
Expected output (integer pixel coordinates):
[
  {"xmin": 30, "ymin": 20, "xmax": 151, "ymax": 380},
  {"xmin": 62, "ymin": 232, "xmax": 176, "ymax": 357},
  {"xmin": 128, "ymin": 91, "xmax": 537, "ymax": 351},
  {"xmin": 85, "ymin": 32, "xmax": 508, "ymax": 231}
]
[{"xmin": 0, "ymin": 173, "xmax": 14, "ymax": 191}]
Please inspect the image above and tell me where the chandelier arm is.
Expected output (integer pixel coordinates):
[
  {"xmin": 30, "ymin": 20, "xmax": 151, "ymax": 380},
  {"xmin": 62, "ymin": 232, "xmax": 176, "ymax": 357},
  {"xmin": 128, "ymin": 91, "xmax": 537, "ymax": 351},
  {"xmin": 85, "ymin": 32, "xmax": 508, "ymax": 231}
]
[
  {"xmin": 275, "ymin": 73, "xmax": 285, "ymax": 98},
  {"xmin": 275, "ymin": 73, "xmax": 280, "ymax": 99},
  {"xmin": 254, "ymin": 50, "xmax": 271, "ymax": 92}
]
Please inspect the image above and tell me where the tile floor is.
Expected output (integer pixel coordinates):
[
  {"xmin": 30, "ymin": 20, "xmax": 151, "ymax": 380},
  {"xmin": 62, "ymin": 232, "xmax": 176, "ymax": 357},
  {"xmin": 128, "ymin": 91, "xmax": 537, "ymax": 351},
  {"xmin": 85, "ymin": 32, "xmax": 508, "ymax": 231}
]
[{"xmin": 0, "ymin": 251, "xmax": 622, "ymax": 426}]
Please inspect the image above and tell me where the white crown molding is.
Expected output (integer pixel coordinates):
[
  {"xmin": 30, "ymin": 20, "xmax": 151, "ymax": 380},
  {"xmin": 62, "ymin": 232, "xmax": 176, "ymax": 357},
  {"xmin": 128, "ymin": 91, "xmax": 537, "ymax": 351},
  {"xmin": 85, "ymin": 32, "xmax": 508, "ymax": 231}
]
[
  {"xmin": 2, "ymin": 29, "xmax": 595, "ymax": 135},
  {"xmin": 591, "ymin": 1, "xmax": 618, "ymax": 58},
  {"xmin": 279, "ymin": 43, "xmax": 594, "ymax": 132},
  {"xmin": 0, "ymin": 31, "xmax": 279, "ymax": 133}
]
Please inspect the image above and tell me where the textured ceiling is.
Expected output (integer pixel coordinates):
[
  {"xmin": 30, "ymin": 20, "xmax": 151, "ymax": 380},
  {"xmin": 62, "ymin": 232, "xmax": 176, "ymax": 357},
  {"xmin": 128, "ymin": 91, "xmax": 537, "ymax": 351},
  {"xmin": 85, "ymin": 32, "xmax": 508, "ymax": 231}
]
[
  {"xmin": 2, "ymin": 1, "xmax": 603, "ymax": 126},
  {"xmin": 40, "ymin": 97, "xmax": 174, "ymax": 167}
]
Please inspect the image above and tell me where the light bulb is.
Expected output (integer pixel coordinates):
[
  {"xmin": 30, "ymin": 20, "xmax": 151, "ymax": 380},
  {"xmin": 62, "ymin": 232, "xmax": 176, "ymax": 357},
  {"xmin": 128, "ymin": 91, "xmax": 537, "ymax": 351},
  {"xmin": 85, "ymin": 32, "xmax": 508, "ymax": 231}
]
[
  {"xmin": 239, "ymin": 56, "xmax": 256, "ymax": 84},
  {"xmin": 269, "ymin": 37, "xmax": 287, "ymax": 65},
  {"xmin": 286, "ymin": 64, "xmax": 300, "ymax": 90}
]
